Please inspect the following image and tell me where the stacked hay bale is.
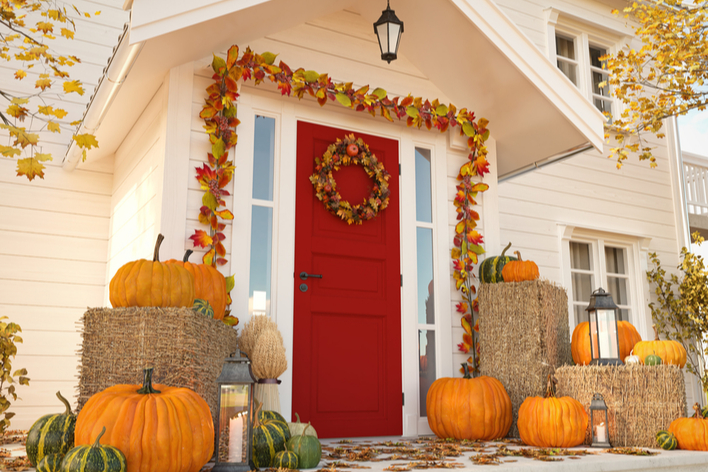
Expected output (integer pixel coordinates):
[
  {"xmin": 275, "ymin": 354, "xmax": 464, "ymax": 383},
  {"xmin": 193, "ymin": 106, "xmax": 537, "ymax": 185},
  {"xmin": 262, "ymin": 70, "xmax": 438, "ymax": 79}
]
[{"xmin": 478, "ymin": 279, "xmax": 572, "ymax": 437}]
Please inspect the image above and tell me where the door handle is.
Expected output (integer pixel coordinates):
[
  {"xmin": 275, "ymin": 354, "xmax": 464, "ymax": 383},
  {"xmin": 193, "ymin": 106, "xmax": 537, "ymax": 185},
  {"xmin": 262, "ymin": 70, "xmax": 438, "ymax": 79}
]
[{"xmin": 299, "ymin": 272, "xmax": 323, "ymax": 280}]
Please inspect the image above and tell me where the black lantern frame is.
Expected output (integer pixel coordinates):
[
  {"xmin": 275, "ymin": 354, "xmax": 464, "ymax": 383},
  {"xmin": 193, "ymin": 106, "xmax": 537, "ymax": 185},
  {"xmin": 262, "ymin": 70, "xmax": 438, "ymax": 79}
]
[
  {"xmin": 590, "ymin": 392, "xmax": 611, "ymax": 448},
  {"xmin": 374, "ymin": 0, "xmax": 404, "ymax": 63},
  {"xmin": 585, "ymin": 287, "xmax": 623, "ymax": 366},
  {"xmin": 213, "ymin": 350, "xmax": 257, "ymax": 472}
]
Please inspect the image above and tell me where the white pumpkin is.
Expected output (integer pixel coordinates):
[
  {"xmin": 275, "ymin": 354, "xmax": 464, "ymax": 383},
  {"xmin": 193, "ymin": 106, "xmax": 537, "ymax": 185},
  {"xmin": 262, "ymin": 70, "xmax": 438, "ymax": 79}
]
[
  {"xmin": 624, "ymin": 349, "xmax": 641, "ymax": 365},
  {"xmin": 288, "ymin": 413, "xmax": 318, "ymax": 438}
]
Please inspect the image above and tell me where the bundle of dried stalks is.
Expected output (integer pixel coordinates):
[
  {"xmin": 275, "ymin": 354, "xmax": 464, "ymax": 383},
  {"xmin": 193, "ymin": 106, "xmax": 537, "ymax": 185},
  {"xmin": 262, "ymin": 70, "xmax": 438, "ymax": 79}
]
[
  {"xmin": 251, "ymin": 327, "xmax": 288, "ymax": 413},
  {"xmin": 78, "ymin": 307, "xmax": 239, "ymax": 427},
  {"xmin": 556, "ymin": 364, "xmax": 686, "ymax": 447},
  {"xmin": 239, "ymin": 315, "xmax": 281, "ymax": 356},
  {"xmin": 478, "ymin": 279, "xmax": 572, "ymax": 437}
]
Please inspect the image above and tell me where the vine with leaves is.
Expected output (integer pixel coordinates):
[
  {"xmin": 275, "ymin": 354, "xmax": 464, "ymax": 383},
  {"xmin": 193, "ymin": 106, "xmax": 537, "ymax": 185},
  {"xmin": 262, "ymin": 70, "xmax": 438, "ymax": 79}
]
[{"xmin": 197, "ymin": 46, "xmax": 490, "ymax": 367}]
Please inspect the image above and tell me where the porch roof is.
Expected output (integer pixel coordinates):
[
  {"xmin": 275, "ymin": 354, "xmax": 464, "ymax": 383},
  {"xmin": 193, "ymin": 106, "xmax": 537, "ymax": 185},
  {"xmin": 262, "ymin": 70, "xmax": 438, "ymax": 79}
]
[{"xmin": 86, "ymin": 0, "xmax": 605, "ymax": 178}]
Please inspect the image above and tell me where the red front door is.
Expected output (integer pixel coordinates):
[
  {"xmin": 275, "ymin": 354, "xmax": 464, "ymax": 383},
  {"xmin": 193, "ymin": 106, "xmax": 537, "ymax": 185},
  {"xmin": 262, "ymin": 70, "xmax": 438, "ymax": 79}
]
[{"xmin": 292, "ymin": 121, "xmax": 402, "ymax": 438}]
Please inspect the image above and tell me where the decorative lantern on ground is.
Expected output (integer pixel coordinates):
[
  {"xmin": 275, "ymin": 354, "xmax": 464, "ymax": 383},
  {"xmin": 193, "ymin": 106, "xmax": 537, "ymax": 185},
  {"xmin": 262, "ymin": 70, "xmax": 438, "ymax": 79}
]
[
  {"xmin": 590, "ymin": 393, "xmax": 611, "ymax": 448},
  {"xmin": 586, "ymin": 288, "xmax": 623, "ymax": 365},
  {"xmin": 374, "ymin": 0, "xmax": 404, "ymax": 63},
  {"xmin": 213, "ymin": 350, "xmax": 256, "ymax": 472}
]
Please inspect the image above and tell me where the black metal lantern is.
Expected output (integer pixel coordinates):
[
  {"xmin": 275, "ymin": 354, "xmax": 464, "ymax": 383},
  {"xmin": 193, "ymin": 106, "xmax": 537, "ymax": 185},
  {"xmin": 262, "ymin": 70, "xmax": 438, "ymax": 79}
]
[
  {"xmin": 374, "ymin": 0, "xmax": 404, "ymax": 63},
  {"xmin": 213, "ymin": 350, "xmax": 256, "ymax": 472},
  {"xmin": 590, "ymin": 393, "xmax": 611, "ymax": 448},
  {"xmin": 585, "ymin": 288, "xmax": 623, "ymax": 365}
]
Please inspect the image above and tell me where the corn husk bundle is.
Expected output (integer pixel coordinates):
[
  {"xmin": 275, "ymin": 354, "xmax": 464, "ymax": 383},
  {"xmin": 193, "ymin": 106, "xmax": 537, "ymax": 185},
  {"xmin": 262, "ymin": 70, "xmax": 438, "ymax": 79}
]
[
  {"xmin": 246, "ymin": 316, "xmax": 288, "ymax": 413},
  {"xmin": 239, "ymin": 315, "xmax": 281, "ymax": 356}
]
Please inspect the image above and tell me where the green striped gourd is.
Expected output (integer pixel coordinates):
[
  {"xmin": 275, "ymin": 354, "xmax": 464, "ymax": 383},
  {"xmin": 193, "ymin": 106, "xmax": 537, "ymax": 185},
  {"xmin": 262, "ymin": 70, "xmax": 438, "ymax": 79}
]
[
  {"xmin": 61, "ymin": 426, "xmax": 126, "ymax": 472},
  {"xmin": 287, "ymin": 423, "xmax": 321, "ymax": 469},
  {"xmin": 193, "ymin": 298, "xmax": 214, "ymax": 318},
  {"xmin": 273, "ymin": 450, "xmax": 299, "ymax": 469},
  {"xmin": 656, "ymin": 430, "xmax": 678, "ymax": 450},
  {"xmin": 252, "ymin": 403, "xmax": 291, "ymax": 468},
  {"xmin": 479, "ymin": 242, "xmax": 517, "ymax": 284},
  {"xmin": 26, "ymin": 391, "xmax": 76, "ymax": 466},
  {"xmin": 36, "ymin": 453, "xmax": 63, "ymax": 472}
]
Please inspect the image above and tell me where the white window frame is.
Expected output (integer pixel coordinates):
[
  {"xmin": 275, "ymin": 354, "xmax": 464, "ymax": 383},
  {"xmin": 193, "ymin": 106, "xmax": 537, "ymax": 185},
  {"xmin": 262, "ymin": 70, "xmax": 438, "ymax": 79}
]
[{"xmin": 559, "ymin": 225, "xmax": 652, "ymax": 339}]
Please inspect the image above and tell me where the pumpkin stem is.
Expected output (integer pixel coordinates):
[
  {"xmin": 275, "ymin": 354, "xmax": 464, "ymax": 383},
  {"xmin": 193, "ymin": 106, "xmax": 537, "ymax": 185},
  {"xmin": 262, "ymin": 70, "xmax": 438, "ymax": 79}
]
[
  {"xmin": 93, "ymin": 426, "xmax": 107, "ymax": 448},
  {"xmin": 136, "ymin": 367, "xmax": 161, "ymax": 395},
  {"xmin": 652, "ymin": 324, "xmax": 659, "ymax": 341},
  {"xmin": 461, "ymin": 363, "xmax": 472, "ymax": 379},
  {"xmin": 693, "ymin": 403, "xmax": 702, "ymax": 419},
  {"xmin": 544, "ymin": 374, "xmax": 557, "ymax": 398},
  {"xmin": 513, "ymin": 250, "xmax": 523, "ymax": 262},
  {"xmin": 253, "ymin": 400, "xmax": 263, "ymax": 429},
  {"xmin": 294, "ymin": 412, "xmax": 301, "ymax": 423},
  {"xmin": 55, "ymin": 391, "xmax": 72, "ymax": 416},
  {"xmin": 183, "ymin": 249, "xmax": 193, "ymax": 263},
  {"xmin": 303, "ymin": 422, "xmax": 312, "ymax": 436},
  {"xmin": 153, "ymin": 234, "xmax": 165, "ymax": 262},
  {"xmin": 500, "ymin": 242, "xmax": 512, "ymax": 257}
]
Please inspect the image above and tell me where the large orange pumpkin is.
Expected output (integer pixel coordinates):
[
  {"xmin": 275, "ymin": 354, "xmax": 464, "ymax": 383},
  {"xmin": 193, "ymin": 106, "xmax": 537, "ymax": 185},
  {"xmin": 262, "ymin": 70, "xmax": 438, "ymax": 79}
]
[
  {"xmin": 669, "ymin": 403, "xmax": 708, "ymax": 451},
  {"xmin": 501, "ymin": 251, "xmax": 539, "ymax": 282},
  {"xmin": 426, "ymin": 364, "xmax": 512, "ymax": 440},
  {"xmin": 633, "ymin": 325, "xmax": 687, "ymax": 368},
  {"xmin": 517, "ymin": 376, "xmax": 588, "ymax": 447},
  {"xmin": 571, "ymin": 320, "xmax": 642, "ymax": 365},
  {"xmin": 109, "ymin": 234, "xmax": 195, "ymax": 308},
  {"xmin": 75, "ymin": 368, "xmax": 214, "ymax": 472},
  {"xmin": 165, "ymin": 250, "xmax": 227, "ymax": 320}
]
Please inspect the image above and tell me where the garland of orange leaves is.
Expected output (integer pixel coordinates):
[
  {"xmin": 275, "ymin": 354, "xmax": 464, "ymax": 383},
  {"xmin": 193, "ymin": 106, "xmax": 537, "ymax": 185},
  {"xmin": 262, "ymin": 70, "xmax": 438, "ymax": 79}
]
[{"xmin": 195, "ymin": 45, "xmax": 489, "ymax": 371}]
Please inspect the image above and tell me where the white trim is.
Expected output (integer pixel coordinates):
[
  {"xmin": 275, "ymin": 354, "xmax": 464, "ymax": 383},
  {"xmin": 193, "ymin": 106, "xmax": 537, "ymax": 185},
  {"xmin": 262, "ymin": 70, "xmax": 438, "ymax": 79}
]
[{"xmin": 666, "ymin": 116, "xmax": 691, "ymax": 250}]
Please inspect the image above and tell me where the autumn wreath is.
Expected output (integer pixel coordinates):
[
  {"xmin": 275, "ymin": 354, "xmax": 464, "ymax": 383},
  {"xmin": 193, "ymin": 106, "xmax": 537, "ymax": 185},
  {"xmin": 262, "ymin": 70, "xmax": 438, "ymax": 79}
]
[{"xmin": 309, "ymin": 134, "xmax": 391, "ymax": 225}]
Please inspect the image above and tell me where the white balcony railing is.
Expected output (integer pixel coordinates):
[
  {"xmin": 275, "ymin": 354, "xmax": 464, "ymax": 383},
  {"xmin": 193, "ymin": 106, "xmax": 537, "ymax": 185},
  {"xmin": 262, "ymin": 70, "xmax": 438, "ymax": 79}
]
[{"xmin": 684, "ymin": 154, "xmax": 708, "ymax": 216}]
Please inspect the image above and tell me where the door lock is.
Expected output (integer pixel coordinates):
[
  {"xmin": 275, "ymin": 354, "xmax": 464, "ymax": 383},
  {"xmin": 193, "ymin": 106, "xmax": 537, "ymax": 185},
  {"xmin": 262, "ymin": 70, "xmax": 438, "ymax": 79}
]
[{"xmin": 299, "ymin": 272, "xmax": 323, "ymax": 280}]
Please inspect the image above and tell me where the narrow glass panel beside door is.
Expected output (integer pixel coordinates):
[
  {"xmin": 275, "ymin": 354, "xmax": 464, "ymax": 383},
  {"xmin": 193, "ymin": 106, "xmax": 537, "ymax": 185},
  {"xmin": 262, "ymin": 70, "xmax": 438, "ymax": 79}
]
[
  {"xmin": 252, "ymin": 116, "xmax": 275, "ymax": 200},
  {"xmin": 248, "ymin": 206, "xmax": 273, "ymax": 316},
  {"xmin": 418, "ymin": 329, "xmax": 436, "ymax": 417}
]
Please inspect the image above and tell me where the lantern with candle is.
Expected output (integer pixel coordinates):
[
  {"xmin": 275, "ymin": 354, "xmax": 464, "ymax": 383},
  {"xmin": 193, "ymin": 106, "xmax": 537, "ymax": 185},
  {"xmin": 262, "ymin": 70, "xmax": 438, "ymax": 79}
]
[
  {"xmin": 585, "ymin": 288, "xmax": 623, "ymax": 366},
  {"xmin": 590, "ymin": 392, "xmax": 611, "ymax": 448},
  {"xmin": 213, "ymin": 350, "xmax": 256, "ymax": 472}
]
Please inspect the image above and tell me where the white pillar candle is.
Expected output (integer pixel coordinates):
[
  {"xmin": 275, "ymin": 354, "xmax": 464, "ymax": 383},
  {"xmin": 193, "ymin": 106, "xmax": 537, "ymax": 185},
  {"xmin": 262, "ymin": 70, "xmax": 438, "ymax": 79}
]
[
  {"xmin": 228, "ymin": 414, "xmax": 243, "ymax": 462},
  {"xmin": 595, "ymin": 422, "xmax": 606, "ymax": 443}
]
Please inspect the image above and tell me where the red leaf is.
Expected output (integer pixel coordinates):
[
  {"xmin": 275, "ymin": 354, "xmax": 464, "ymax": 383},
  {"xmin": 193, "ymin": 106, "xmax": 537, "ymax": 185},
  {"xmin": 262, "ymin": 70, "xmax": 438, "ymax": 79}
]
[{"xmin": 190, "ymin": 230, "xmax": 213, "ymax": 248}]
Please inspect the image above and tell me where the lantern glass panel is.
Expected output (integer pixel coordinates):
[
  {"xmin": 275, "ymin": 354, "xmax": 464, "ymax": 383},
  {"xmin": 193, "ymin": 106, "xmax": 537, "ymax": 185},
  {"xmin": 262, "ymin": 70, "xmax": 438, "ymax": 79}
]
[
  {"xmin": 376, "ymin": 23, "xmax": 389, "ymax": 55},
  {"xmin": 217, "ymin": 384, "xmax": 250, "ymax": 464},
  {"xmin": 591, "ymin": 409, "xmax": 608, "ymax": 444},
  {"xmin": 388, "ymin": 22, "xmax": 401, "ymax": 54},
  {"xmin": 596, "ymin": 308, "xmax": 619, "ymax": 358}
]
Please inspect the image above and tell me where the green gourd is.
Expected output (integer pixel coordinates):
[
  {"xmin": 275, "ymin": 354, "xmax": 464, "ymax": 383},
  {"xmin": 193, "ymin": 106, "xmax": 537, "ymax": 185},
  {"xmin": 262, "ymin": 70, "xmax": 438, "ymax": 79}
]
[
  {"xmin": 287, "ymin": 423, "xmax": 321, "ymax": 469},
  {"xmin": 252, "ymin": 403, "xmax": 291, "ymax": 468},
  {"xmin": 645, "ymin": 352, "xmax": 662, "ymax": 366},
  {"xmin": 656, "ymin": 430, "xmax": 678, "ymax": 450},
  {"xmin": 60, "ymin": 427, "xmax": 127, "ymax": 472},
  {"xmin": 26, "ymin": 391, "xmax": 76, "ymax": 466},
  {"xmin": 288, "ymin": 413, "xmax": 318, "ymax": 438},
  {"xmin": 479, "ymin": 242, "xmax": 517, "ymax": 284},
  {"xmin": 273, "ymin": 450, "xmax": 299, "ymax": 469},
  {"xmin": 36, "ymin": 453, "xmax": 63, "ymax": 472},
  {"xmin": 193, "ymin": 298, "xmax": 214, "ymax": 318}
]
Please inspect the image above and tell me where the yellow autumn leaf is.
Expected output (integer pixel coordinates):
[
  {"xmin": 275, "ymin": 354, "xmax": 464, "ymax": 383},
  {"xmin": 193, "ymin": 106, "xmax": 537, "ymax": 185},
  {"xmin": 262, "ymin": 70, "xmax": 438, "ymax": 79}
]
[
  {"xmin": 14, "ymin": 69, "xmax": 26, "ymax": 80},
  {"xmin": 11, "ymin": 98, "xmax": 29, "ymax": 105},
  {"xmin": 51, "ymin": 108, "xmax": 68, "ymax": 119},
  {"xmin": 35, "ymin": 77, "xmax": 52, "ymax": 90},
  {"xmin": 63, "ymin": 80, "xmax": 84, "ymax": 95},
  {"xmin": 16, "ymin": 158, "xmax": 45, "ymax": 181},
  {"xmin": 34, "ymin": 152, "xmax": 52, "ymax": 162},
  {"xmin": 47, "ymin": 122, "xmax": 60, "ymax": 133},
  {"xmin": 73, "ymin": 133, "xmax": 99, "ymax": 151},
  {"xmin": 60, "ymin": 28, "xmax": 74, "ymax": 39}
]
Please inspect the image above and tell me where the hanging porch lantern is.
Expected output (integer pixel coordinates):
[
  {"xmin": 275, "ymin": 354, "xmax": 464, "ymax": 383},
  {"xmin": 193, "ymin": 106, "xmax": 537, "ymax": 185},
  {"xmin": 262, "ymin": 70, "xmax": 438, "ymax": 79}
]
[
  {"xmin": 590, "ymin": 393, "xmax": 611, "ymax": 448},
  {"xmin": 374, "ymin": 0, "xmax": 404, "ymax": 63},
  {"xmin": 213, "ymin": 350, "xmax": 256, "ymax": 472},
  {"xmin": 585, "ymin": 287, "xmax": 623, "ymax": 366}
]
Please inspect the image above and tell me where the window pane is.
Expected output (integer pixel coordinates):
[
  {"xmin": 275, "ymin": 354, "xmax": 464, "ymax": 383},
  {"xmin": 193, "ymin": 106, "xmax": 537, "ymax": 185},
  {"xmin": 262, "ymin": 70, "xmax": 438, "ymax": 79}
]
[
  {"xmin": 248, "ymin": 206, "xmax": 273, "ymax": 317},
  {"xmin": 415, "ymin": 148, "xmax": 433, "ymax": 223},
  {"xmin": 416, "ymin": 227, "xmax": 434, "ymax": 324},
  {"xmin": 594, "ymin": 98, "xmax": 612, "ymax": 115},
  {"xmin": 570, "ymin": 242, "xmax": 592, "ymax": 270},
  {"xmin": 607, "ymin": 276, "xmax": 629, "ymax": 306},
  {"xmin": 252, "ymin": 116, "xmax": 275, "ymax": 201},
  {"xmin": 572, "ymin": 272, "xmax": 594, "ymax": 303},
  {"xmin": 619, "ymin": 308, "xmax": 629, "ymax": 322},
  {"xmin": 418, "ymin": 329, "xmax": 437, "ymax": 417},
  {"xmin": 574, "ymin": 304, "xmax": 587, "ymax": 327},
  {"xmin": 557, "ymin": 59, "xmax": 578, "ymax": 85},
  {"xmin": 592, "ymin": 71, "xmax": 610, "ymax": 97},
  {"xmin": 556, "ymin": 35, "xmax": 576, "ymax": 60},
  {"xmin": 605, "ymin": 247, "xmax": 627, "ymax": 274},
  {"xmin": 589, "ymin": 45, "xmax": 607, "ymax": 69}
]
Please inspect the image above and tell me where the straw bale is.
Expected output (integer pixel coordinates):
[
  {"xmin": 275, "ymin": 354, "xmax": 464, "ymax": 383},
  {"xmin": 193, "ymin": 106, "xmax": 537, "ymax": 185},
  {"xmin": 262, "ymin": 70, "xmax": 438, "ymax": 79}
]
[
  {"xmin": 555, "ymin": 364, "xmax": 686, "ymax": 447},
  {"xmin": 77, "ymin": 307, "xmax": 239, "ymax": 426},
  {"xmin": 251, "ymin": 328, "xmax": 288, "ymax": 379},
  {"xmin": 239, "ymin": 315, "xmax": 281, "ymax": 357},
  {"xmin": 478, "ymin": 279, "xmax": 572, "ymax": 437}
]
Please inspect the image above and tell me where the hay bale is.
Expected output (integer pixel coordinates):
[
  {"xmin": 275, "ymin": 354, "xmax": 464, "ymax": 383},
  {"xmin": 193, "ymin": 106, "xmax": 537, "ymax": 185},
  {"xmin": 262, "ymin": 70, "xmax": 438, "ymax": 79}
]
[
  {"xmin": 478, "ymin": 280, "xmax": 572, "ymax": 437},
  {"xmin": 555, "ymin": 364, "xmax": 686, "ymax": 447},
  {"xmin": 77, "ymin": 307, "xmax": 239, "ymax": 426}
]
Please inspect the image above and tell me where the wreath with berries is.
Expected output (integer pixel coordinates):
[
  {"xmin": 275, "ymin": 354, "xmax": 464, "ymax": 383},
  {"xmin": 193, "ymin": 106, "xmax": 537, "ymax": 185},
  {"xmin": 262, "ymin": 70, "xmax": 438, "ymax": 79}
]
[{"xmin": 309, "ymin": 134, "xmax": 391, "ymax": 225}]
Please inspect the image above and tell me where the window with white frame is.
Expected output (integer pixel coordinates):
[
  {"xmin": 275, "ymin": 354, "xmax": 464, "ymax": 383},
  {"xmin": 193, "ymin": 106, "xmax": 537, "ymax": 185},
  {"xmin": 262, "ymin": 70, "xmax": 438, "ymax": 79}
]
[{"xmin": 568, "ymin": 238, "xmax": 635, "ymax": 327}]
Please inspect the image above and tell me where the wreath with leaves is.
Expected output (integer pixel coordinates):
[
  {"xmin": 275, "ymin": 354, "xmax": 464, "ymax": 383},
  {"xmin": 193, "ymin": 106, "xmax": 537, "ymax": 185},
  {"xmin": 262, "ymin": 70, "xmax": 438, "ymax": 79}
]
[{"xmin": 309, "ymin": 134, "xmax": 391, "ymax": 225}]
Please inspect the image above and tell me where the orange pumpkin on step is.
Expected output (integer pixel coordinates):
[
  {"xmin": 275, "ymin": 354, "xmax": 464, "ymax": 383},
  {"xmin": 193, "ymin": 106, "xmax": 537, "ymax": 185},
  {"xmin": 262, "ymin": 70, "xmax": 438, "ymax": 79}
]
[
  {"xmin": 501, "ymin": 251, "xmax": 539, "ymax": 282},
  {"xmin": 75, "ymin": 368, "xmax": 214, "ymax": 472},
  {"xmin": 571, "ymin": 320, "xmax": 642, "ymax": 365},
  {"xmin": 633, "ymin": 325, "xmax": 686, "ymax": 368},
  {"xmin": 669, "ymin": 403, "xmax": 708, "ymax": 451},
  {"xmin": 166, "ymin": 250, "xmax": 227, "ymax": 320},
  {"xmin": 426, "ymin": 364, "xmax": 512, "ymax": 440}
]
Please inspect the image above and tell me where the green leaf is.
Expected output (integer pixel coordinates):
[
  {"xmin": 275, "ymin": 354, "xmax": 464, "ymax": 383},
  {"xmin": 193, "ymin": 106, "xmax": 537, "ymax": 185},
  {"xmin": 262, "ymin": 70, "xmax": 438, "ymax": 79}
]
[
  {"xmin": 212, "ymin": 138, "xmax": 226, "ymax": 159},
  {"xmin": 303, "ymin": 70, "xmax": 320, "ymax": 82},
  {"xmin": 202, "ymin": 192, "xmax": 218, "ymax": 211},
  {"xmin": 372, "ymin": 88, "xmax": 387, "ymax": 99},
  {"xmin": 462, "ymin": 122, "xmax": 475, "ymax": 137},
  {"xmin": 467, "ymin": 244, "xmax": 486, "ymax": 255},
  {"xmin": 436, "ymin": 105, "xmax": 449, "ymax": 116},
  {"xmin": 406, "ymin": 106, "xmax": 419, "ymax": 118},
  {"xmin": 482, "ymin": 129, "xmax": 490, "ymax": 141},
  {"xmin": 336, "ymin": 93, "xmax": 352, "ymax": 107},
  {"xmin": 225, "ymin": 275, "xmax": 235, "ymax": 293},
  {"xmin": 212, "ymin": 54, "xmax": 227, "ymax": 74},
  {"xmin": 261, "ymin": 52, "xmax": 278, "ymax": 65}
]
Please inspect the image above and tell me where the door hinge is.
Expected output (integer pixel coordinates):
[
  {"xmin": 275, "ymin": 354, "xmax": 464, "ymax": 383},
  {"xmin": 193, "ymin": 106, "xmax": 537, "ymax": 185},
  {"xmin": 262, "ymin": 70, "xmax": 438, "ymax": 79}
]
[
  {"xmin": 402, "ymin": 392, "xmax": 405, "ymax": 406},
  {"xmin": 400, "ymin": 274, "xmax": 403, "ymax": 286},
  {"xmin": 399, "ymin": 163, "xmax": 401, "ymax": 175}
]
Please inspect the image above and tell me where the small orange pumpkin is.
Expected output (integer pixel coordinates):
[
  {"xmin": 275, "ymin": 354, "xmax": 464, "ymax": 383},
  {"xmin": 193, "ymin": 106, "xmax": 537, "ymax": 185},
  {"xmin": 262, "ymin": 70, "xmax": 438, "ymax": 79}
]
[
  {"xmin": 109, "ymin": 234, "xmax": 194, "ymax": 308},
  {"xmin": 669, "ymin": 403, "xmax": 708, "ymax": 451},
  {"xmin": 165, "ymin": 250, "xmax": 228, "ymax": 320},
  {"xmin": 633, "ymin": 325, "xmax": 686, "ymax": 368},
  {"xmin": 571, "ymin": 320, "xmax": 642, "ymax": 365},
  {"xmin": 518, "ymin": 375, "xmax": 588, "ymax": 447},
  {"xmin": 426, "ymin": 364, "xmax": 512, "ymax": 440},
  {"xmin": 501, "ymin": 251, "xmax": 539, "ymax": 282}
]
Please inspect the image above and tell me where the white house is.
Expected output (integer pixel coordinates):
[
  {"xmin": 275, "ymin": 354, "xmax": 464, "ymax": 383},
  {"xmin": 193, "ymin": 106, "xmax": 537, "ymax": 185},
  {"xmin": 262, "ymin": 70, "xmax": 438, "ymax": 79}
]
[{"xmin": 2, "ymin": 0, "xmax": 701, "ymax": 439}]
